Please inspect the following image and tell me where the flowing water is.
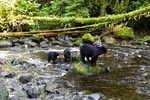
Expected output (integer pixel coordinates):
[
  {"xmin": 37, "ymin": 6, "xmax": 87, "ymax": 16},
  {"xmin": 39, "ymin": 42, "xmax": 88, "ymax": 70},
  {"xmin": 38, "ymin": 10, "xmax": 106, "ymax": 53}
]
[{"xmin": 0, "ymin": 42, "xmax": 150, "ymax": 100}]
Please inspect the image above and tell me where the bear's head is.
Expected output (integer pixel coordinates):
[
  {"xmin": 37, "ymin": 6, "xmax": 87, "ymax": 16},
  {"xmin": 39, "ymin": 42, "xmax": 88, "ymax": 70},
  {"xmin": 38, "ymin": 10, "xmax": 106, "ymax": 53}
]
[{"xmin": 97, "ymin": 45, "xmax": 107, "ymax": 54}]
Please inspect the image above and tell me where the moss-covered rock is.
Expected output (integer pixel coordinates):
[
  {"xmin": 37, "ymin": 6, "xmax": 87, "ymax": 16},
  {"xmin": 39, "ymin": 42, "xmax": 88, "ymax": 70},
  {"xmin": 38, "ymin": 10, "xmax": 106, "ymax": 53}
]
[
  {"xmin": 82, "ymin": 33, "xmax": 95, "ymax": 44},
  {"xmin": 74, "ymin": 62, "xmax": 100, "ymax": 75},
  {"xmin": 31, "ymin": 35, "xmax": 41, "ymax": 42},
  {"xmin": 131, "ymin": 38, "xmax": 144, "ymax": 45},
  {"xmin": 113, "ymin": 26, "xmax": 134, "ymax": 40},
  {"xmin": 94, "ymin": 35, "xmax": 100, "ymax": 40},
  {"xmin": 74, "ymin": 39, "xmax": 83, "ymax": 46},
  {"xmin": 51, "ymin": 40, "xmax": 61, "ymax": 45},
  {"xmin": 144, "ymin": 36, "xmax": 150, "ymax": 42}
]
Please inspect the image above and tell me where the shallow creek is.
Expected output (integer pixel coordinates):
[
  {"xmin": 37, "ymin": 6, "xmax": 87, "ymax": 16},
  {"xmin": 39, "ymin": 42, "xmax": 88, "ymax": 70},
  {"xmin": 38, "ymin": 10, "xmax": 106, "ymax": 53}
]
[{"xmin": 0, "ymin": 42, "xmax": 150, "ymax": 100}]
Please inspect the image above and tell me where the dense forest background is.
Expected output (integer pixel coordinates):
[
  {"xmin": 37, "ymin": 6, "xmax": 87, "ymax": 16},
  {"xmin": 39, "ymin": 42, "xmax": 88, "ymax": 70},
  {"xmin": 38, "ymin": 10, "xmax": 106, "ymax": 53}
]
[{"xmin": 0, "ymin": 0, "xmax": 150, "ymax": 32}]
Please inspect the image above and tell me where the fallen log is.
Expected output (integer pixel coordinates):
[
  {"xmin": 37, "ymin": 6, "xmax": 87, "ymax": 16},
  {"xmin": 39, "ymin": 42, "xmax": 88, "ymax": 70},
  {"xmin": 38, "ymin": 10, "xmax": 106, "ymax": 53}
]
[{"xmin": 26, "ymin": 6, "xmax": 150, "ymax": 24}]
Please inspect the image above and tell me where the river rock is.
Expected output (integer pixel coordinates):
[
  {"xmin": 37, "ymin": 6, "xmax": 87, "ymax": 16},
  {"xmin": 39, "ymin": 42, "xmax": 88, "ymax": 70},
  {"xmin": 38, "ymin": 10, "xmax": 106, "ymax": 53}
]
[
  {"xmin": 52, "ymin": 41, "xmax": 61, "ymax": 45},
  {"xmin": 0, "ymin": 40, "xmax": 12, "ymax": 48},
  {"xmin": 4, "ymin": 72, "xmax": 15, "ymax": 78},
  {"xmin": 25, "ymin": 86, "xmax": 43, "ymax": 99},
  {"xmin": 11, "ymin": 59, "xmax": 19, "ymax": 66},
  {"xmin": 88, "ymin": 93, "xmax": 100, "ymax": 100},
  {"xmin": 30, "ymin": 35, "xmax": 41, "ymax": 43},
  {"xmin": 24, "ymin": 39, "xmax": 37, "ymax": 47},
  {"xmin": 10, "ymin": 47, "xmax": 21, "ymax": 51},
  {"xmin": 102, "ymin": 36, "xmax": 116, "ymax": 44},
  {"xmin": 0, "ymin": 78, "xmax": 10, "ymax": 100},
  {"xmin": 19, "ymin": 74, "xmax": 32, "ymax": 84},
  {"xmin": 40, "ymin": 41, "xmax": 49, "ymax": 49},
  {"xmin": 0, "ymin": 59, "xmax": 7, "ymax": 65},
  {"xmin": 74, "ymin": 62, "xmax": 101, "ymax": 75}
]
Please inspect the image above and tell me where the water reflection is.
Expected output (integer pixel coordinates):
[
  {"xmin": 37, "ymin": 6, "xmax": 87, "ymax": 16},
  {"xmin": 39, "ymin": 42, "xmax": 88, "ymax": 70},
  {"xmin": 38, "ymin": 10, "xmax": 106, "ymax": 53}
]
[{"xmin": 63, "ymin": 43, "xmax": 150, "ymax": 100}]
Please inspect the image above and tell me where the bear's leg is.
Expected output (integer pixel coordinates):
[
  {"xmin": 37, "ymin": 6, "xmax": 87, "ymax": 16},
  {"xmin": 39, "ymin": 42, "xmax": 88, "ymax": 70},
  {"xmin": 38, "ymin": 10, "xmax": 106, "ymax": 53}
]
[
  {"xmin": 48, "ymin": 56, "xmax": 51, "ymax": 63},
  {"xmin": 52, "ymin": 59, "xmax": 56, "ymax": 64},
  {"xmin": 91, "ymin": 56, "xmax": 98, "ymax": 66},
  {"xmin": 81, "ymin": 55, "xmax": 86, "ymax": 64},
  {"xmin": 87, "ymin": 57, "xmax": 91, "ymax": 62}
]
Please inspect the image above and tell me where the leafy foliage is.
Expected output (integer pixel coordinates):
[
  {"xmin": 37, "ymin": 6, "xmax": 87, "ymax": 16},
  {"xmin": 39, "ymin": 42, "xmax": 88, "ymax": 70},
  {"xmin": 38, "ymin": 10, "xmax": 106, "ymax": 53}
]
[
  {"xmin": 0, "ymin": 0, "xmax": 11, "ymax": 31},
  {"xmin": 0, "ymin": 0, "xmax": 150, "ymax": 32},
  {"xmin": 128, "ymin": 0, "xmax": 150, "ymax": 11},
  {"xmin": 50, "ymin": 0, "xmax": 89, "ymax": 18},
  {"xmin": 14, "ymin": 0, "xmax": 40, "ymax": 16}
]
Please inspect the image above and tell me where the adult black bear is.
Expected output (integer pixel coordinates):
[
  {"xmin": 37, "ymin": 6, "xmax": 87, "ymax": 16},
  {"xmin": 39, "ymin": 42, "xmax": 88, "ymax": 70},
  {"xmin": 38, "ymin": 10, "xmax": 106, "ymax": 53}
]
[
  {"xmin": 80, "ymin": 44, "xmax": 107, "ymax": 66},
  {"xmin": 48, "ymin": 52, "xmax": 59, "ymax": 64},
  {"xmin": 63, "ymin": 48, "xmax": 71, "ymax": 62}
]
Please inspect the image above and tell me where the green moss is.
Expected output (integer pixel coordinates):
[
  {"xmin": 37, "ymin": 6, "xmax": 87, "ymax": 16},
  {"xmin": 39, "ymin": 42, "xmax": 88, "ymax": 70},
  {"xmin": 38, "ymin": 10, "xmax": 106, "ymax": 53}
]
[
  {"xmin": 113, "ymin": 26, "xmax": 134, "ymax": 40},
  {"xmin": 74, "ymin": 39, "xmax": 83, "ymax": 46},
  {"xmin": 74, "ymin": 62, "xmax": 100, "ymax": 75},
  {"xmin": 82, "ymin": 33, "xmax": 95, "ymax": 44},
  {"xmin": 31, "ymin": 35, "xmax": 40, "ymax": 42},
  {"xmin": 51, "ymin": 41, "xmax": 61, "ymax": 45},
  {"xmin": 144, "ymin": 36, "xmax": 150, "ymax": 42},
  {"xmin": 131, "ymin": 38, "xmax": 144, "ymax": 45},
  {"xmin": 94, "ymin": 35, "xmax": 100, "ymax": 40}
]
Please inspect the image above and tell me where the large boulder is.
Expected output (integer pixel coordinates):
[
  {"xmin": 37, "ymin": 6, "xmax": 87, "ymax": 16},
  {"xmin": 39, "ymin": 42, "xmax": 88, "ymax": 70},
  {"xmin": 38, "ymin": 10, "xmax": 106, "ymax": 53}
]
[
  {"xmin": 74, "ymin": 62, "xmax": 100, "ymax": 75},
  {"xmin": 82, "ymin": 33, "xmax": 95, "ymax": 44},
  {"xmin": 74, "ymin": 33, "xmax": 95, "ymax": 46},
  {"xmin": 113, "ymin": 26, "xmax": 134, "ymax": 40}
]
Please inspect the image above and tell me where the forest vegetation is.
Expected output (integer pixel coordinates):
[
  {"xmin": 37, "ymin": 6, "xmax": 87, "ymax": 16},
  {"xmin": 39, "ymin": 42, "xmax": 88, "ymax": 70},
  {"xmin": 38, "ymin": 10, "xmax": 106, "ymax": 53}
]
[{"xmin": 0, "ymin": 0, "xmax": 150, "ymax": 36}]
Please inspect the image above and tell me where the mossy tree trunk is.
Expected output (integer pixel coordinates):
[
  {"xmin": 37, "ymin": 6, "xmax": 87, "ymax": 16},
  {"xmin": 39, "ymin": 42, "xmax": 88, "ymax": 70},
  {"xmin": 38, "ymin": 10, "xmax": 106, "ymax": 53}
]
[
  {"xmin": 1, "ymin": 6, "xmax": 150, "ymax": 37},
  {"xmin": 26, "ymin": 6, "xmax": 150, "ymax": 24}
]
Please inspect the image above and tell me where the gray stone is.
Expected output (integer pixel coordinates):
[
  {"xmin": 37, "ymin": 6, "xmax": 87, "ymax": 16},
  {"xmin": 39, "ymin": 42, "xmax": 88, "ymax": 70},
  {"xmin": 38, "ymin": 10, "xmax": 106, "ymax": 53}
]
[
  {"xmin": 0, "ymin": 40, "xmax": 12, "ymax": 48},
  {"xmin": 89, "ymin": 93, "xmax": 100, "ymax": 100},
  {"xmin": 19, "ymin": 74, "xmax": 32, "ymax": 84},
  {"xmin": 40, "ymin": 41, "xmax": 49, "ymax": 48},
  {"xmin": 0, "ymin": 78, "xmax": 10, "ymax": 100}
]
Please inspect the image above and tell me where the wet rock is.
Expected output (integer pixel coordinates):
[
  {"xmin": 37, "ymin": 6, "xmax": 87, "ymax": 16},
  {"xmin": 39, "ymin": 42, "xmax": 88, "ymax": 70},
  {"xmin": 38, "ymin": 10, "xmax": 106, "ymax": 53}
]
[
  {"xmin": 26, "ymin": 87, "xmax": 42, "ymax": 99},
  {"xmin": 10, "ymin": 47, "xmax": 21, "ymax": 51},
  {"xmin": 49, "ymin": 37, "xmax": 56, "ymax": 41},
  {"xmin": 19, "ymin": 74, "xmax": 32, "ymax": 84},
  {"xmin": 0, "ymin": 59, "xmax": 7, "ymax": 65},
  {"xmin": 88, "ymin": 93, "xmax": 100, "ymax": 100},
  {"xmin": 105, "ymin": 67, "xmax": 111, "ymax": 73},
  {"xmin": 40, "ymin": 41, "xmax": 49, "ymax": 49},
  {"xmin": 52, "ymin": 41, "xmax": 61, "ymax": 45},
  {"xmin": 94, "ymin": 40, "xmax": 102, "ymax": 46},
  {"xmin": 24, "ymin": 39, "xmax": 37, "ymax": 47},
  {"xmin": 0, "ymin": 40, "xmax": 12, "ymax": 48},
  {"xmin": 12, "ymin": 39, "xmax": 25, "ymax": 46},
  {"xmin": 30, "ymin": 35, "xmax": 41, "ymax": 43},
  {"xmin": 15, "ymin": 64, "xmax": 27, "ymax": 70},
  {"xmin": 11, "ymin": 59, "xmax": 19, "ymax": 66},
  {"xmin": 0, "ymin": 78, "xmax": 10, "ymax": 100},
  {"xmin": 102, "ymin": 36, "xmax": 116, "ymax": 44},
  {"xmin": 4, "ymin": 72, "xmax": 15, "ymax": 78},
  {"xmin": 45, "ymin": 79, "xmax": 67, "ymax": 93},
  {"xmin": 37, "ymin": 80, "xmax": 47, "ymax": 85},
  {"xmin": 58, "ymin": 38, "xmax": 65, "ymax": 42}
]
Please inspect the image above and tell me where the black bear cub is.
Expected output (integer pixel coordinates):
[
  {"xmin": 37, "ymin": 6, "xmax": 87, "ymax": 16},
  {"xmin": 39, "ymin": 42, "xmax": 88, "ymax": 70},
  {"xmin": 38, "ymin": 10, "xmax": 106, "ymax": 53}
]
[
  {"xmin": 80, "ymin": 44, "xmax": 107, "ymax": 66},
  {"xmin": 48, "ymin": 52, "xmax": 59, "ymax": 64},
  {"xmin": 63, "ymin": 48, "xmax": 71, "ymax": 62}
]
